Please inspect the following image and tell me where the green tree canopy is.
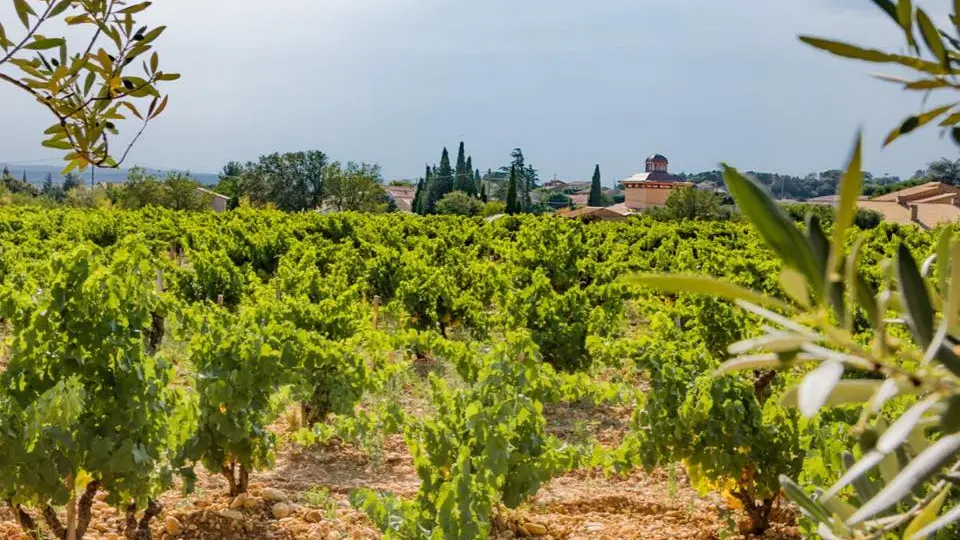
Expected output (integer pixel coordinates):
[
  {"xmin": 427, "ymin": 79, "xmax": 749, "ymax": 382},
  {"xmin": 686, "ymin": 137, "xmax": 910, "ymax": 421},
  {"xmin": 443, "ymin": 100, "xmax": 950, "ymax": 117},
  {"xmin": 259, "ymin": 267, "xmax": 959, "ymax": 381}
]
[
  {"xmin": 655, "ymin": 186, "xmax": 728, "ymax": 221},
  {"xmin": 322, "ymin": 162, "xmax": 389, "ymax": 213},
  {"xmin": 117, "ymin": 168, "xmax": 208, "ymax": 211},
  {"xmin": 435, "ymin": 190, "xmax": 483, "ymax": 216}
]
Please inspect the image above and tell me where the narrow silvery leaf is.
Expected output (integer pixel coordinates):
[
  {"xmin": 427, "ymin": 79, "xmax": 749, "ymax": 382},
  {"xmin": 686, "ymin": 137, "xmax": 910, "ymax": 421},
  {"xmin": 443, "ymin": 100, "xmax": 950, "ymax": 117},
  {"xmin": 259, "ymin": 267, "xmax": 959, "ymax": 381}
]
[
  {"xmin": 817, "ymin": 523, "xmax": 843, "ymax": 540},
  {"xmin": 798, "ymin": 360, "xmax": 844, "ymax": 417},
  {"xmin": 899, "ymin": 244, "xmax": 936, "ymax": 346},
  {"xmin": 728, "ymin": 333, "xmax": 810, "ymax": 355},
  {"xmin": 922, "ymin": 254, "xmax": 938, "ymax": 277},
  {"xmin": 780, "ymin": 267, "xmax": 810, "ymax": 307},
  {"xmin": 817, "ymin": 489, "xmax": 859, "ymax": 521},
  {"xmin": 623, "ymin": 274, "xmax": 795, "ymax": 312},
  {"xmin": 843, "ymin": 452, "xmax": 879, "ymax": 504},
  {"xmin": 910, "ymin": 502, "xmax": 960, "ymax": 539},
  {"xmin": 801, "ymin": 343, "xmax": 875, "ymax": 371},
  {"xmin": 714, "ymin": 353, "xmax": 795, "ymax": 376},
  {"xmin": 922, "ymin": 321, "xmax": 948, "ymax": 365},
  {"xmin": 866, "ymin": 378, "xmax": 901, "ymax": 416},
  {"xmin": 877, "ymin": 397, "xmax": 939, "ymax": 454},
  {"xmin": 781, "ymin": 380, "xmax": 886, "ymax": 409},
  {"xmin": 849, "ymin": 434, "xmax": 960, "ymax": 525},
  {"xmin": 827, "ymin": 133, "xmax": 863, "ymax": 283},
  {"xmin": 824, "ymin": 450, "xmax": 884, "ymax": 501},
  {"xmin": 781, "ymin": 475, "xmax": 832, "ymax": 523},
  {"xmin": 735, "ymin": 300, "xmax": 821, "ymax": 337}
]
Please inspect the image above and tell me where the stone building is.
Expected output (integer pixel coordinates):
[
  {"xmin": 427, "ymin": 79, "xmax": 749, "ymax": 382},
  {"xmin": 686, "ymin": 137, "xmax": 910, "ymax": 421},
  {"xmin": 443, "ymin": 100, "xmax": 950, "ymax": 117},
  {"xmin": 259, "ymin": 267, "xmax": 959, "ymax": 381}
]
[{"xmin": 621, "ymin": 154, "xmax": 692, "ymax": 211}]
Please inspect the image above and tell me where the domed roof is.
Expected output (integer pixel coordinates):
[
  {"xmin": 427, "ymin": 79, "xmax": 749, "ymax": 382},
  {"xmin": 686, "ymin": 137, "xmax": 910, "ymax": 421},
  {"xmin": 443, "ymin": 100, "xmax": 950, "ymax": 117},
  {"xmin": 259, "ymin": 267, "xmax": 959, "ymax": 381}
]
[{"xmin": 646, "ymin": 154, "xmax": 668, "ymax": 163}]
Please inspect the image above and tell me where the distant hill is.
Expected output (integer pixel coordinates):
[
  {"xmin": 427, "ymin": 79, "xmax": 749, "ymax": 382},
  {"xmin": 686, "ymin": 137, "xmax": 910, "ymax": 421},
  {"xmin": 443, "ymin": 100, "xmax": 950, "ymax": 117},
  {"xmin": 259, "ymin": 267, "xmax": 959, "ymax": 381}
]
[{"xmin": 0, "ymin": 164, "xmax": 219, "ymax": 188}]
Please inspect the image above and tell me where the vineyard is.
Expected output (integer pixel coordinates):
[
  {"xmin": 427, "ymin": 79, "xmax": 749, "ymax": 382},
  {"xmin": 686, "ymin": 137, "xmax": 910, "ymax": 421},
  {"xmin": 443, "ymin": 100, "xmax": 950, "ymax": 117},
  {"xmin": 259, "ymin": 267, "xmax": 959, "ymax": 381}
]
[{"xmin": 0, "ymin": 206, "xmax": 936, "ymax": 539}]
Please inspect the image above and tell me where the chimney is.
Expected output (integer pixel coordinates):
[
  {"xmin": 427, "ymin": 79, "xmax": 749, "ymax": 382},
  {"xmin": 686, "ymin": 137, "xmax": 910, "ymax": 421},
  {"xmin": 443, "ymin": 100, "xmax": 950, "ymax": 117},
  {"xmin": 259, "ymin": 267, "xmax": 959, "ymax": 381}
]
[{"xmin": 911, "ymin": 204, "xmax": 919, "ymax": 223}]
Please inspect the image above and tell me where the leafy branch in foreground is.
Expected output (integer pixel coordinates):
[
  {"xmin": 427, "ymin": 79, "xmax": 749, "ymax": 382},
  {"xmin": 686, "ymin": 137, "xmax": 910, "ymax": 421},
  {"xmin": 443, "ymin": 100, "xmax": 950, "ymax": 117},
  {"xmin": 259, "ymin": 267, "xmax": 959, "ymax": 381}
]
[
  {"xmin": 800, "ymin": 0, "xmax": 960, "ymax": 147},
  {"xmin": 632, "ymin": 130, "xmax": 960, "ymax": 538},
  {"xmin": 0, "ymin": 0, "xmax": 179, "ymax": 173}
]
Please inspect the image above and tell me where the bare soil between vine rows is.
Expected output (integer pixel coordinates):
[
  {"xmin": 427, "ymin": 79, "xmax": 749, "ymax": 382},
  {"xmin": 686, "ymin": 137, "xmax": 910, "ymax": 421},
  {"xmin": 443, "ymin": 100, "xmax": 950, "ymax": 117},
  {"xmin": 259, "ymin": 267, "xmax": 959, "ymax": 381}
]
[{"xmin": 0, "ymin": 418, "xmax": 801, "ymax": 540}]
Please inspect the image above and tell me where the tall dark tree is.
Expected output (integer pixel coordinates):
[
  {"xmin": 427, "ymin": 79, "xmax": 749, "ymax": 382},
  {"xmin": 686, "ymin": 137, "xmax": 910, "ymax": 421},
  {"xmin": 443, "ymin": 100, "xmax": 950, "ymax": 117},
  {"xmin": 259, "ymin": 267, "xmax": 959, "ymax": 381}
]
[
  {"xmin": 21, "ymin": 170, "xmax": 27, "ymax": 184},
  {"xmin": 453, "ymin": 142, "xmax": 474, "ymax": 195},
  {"xmin": 425, "ymin": 148, "xmax": 454, "ymax": 213},
  {"xmin": 216, "ymin": 161, "xmax": 245, "ymax": 209},
  {"xmin": 588, "ymin": 165, "xmax": 603, "ymax": 207},
  {"xmin": 474, "ymin": 169, "xmax": 482, "ymax": 195},
  {"xmin": 41, "ymin": 173, "xmax": 54, "ymax": 194},
  {"xmin": 506, "ymin": 165, "xmax": 520, "ymax": 214},
  {"xmin": 62, "ymin": 172, "xmax": 83, "ymax": 192},
  {"xmin": 499, "ymin": 148, "xmax": 537, "ymax": 211},
  {"xmin": 0, "ymin": 166, "xmax": 8, "ymax": 178},
  {"xmin": 413, "ymin": 176, "xmax": 425, "ymax": 215}
]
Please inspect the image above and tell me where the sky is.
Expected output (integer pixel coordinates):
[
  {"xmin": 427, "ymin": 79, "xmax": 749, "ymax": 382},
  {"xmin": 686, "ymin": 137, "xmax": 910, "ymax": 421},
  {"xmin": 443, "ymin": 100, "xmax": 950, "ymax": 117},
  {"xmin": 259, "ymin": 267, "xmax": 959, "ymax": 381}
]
[{"xmin": 0, "ymin": 0, "xmax": 957, "ymax": 184}]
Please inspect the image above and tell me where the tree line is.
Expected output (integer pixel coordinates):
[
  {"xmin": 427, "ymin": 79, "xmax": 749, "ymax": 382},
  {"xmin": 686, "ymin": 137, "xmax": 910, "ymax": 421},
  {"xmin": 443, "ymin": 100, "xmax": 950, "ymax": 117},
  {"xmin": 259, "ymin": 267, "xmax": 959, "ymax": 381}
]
[{"xmin": 214, "ymin": 151, "xmax": 392, "ymax": 213}]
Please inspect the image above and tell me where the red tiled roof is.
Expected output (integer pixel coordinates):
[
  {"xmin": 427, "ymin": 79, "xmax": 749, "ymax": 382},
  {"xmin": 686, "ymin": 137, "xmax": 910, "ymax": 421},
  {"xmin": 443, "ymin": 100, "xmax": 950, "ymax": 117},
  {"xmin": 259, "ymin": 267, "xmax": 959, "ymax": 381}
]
[
  {"xmin": 871, "ymin": 182, "xmax": 960, "ymax": 202},
  {"xmin": 622, "ymin": 171, "xmax": 687, "ymax": 183}
]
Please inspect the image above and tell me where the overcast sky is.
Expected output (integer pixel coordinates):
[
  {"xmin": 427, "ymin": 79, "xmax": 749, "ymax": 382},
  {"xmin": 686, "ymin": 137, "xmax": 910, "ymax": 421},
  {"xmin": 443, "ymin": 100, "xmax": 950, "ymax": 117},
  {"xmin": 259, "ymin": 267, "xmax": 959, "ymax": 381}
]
[{"xmin": 0, "ymin": 0, "xmax": 956, "ymax": 183}]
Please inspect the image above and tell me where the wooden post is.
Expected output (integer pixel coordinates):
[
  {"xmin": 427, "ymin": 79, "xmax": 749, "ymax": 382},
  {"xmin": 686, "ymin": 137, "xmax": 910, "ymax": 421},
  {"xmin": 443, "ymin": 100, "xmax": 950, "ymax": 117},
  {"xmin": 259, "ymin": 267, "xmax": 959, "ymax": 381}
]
[
  {"xmin": 372, "ymin": 295, "xmax": 381, "ymax": 328},
  {"xmin": 216, "ymin": 294, "xmax": 224, "ymax": 307}
]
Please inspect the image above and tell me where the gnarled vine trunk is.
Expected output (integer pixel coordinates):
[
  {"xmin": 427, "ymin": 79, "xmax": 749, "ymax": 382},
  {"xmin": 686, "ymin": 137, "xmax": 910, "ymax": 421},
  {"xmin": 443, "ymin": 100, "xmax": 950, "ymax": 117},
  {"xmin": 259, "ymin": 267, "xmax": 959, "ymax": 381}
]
[
  {"xmin": 221, "ymin": 462, "xmax": 250, "ymax": 496},
  {"xmin": 9, "ymin": 481, "xmax": 102, "ymax": 540},
  {"xmin": 124, "ymin": 499, "xmax": 163, "ymax": 540}
]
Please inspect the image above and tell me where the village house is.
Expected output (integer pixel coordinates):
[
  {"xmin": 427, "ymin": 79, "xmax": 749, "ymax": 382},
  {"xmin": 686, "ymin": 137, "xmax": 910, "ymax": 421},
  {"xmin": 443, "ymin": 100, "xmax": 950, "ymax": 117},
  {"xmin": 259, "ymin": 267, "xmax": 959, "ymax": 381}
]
[
  {"xmin": 809, "ymin": 182, "xmax": 960, "ymax": 229},
  {"xmin": 385, "ymin": 184, "xmax": 418, "ymax": 213},
  {"xmin": 196, "ymin": 187, "xmax": 230, "ymax": 212}
]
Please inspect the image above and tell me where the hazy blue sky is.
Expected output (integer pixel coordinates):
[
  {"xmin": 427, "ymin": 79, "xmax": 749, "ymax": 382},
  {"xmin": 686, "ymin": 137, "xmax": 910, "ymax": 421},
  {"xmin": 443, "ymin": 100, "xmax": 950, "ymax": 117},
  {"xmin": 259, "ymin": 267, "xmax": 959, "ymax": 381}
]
[{"xmin": 0, "ymin": 0, "xmax": 956, "ymax": 183}]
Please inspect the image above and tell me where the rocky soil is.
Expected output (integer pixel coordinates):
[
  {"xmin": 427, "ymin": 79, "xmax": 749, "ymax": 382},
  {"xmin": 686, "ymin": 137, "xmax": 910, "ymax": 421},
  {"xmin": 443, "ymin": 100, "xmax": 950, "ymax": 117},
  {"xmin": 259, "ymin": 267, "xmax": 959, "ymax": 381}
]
[{"xmin": 0, "ymin": 430, "xmax": 800, "ymax": 540}]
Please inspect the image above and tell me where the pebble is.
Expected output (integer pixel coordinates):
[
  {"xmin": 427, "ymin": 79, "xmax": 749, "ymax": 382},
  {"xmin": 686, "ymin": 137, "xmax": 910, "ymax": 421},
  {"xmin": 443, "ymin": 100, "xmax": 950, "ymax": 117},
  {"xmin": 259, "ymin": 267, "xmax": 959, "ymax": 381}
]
[
  {"xmin": 326, "ymin": 531, "xmax": 343, "ymax": 540},
  {"xmin": 219, "ymin": 509, "xmax": 243, "ymax": 521},
  {"xmin": 104, "ymin": 534, "xmax": 120, "ymax": 540},
  {"xmin": 272, "ymin": 502, "xmax": 293, "ymax": 519},
  {"xmin": 524, "ymin": 523, "xmax": 548, "ymax": 536},
  {"xmin": 262, "ymin": 487, "xmax": 288, "ymax": 502},
  {"xmin": 164, "ymin": 516, "xmax": 183, "ymax": 536},
  {"xmin": 304, "ymin": 509, "xmax": 323, "ymax": 523},
  {"xmin": 230, "ymin": 493, "xmax": 249, "ymax": 510}
]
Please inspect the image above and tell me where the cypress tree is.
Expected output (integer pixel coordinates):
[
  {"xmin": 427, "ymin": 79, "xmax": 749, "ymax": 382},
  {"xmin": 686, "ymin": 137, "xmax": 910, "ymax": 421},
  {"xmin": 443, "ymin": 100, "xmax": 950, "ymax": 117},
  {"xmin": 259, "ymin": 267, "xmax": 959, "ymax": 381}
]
[
  {"xmin": 458, "ymin": 154, "xmax": 476, "ymax": 195},
  {"xmin": 41, "ymin": 173, "xmax": 53, "ymax": 195},
  {"xmin": 454, "ymin": 142, "xmax": 473, "ymax": 194},
  {"xmin": 413, "ymin": 177, "xmax": 425, "ymax": 215},
  {"xmin": 588, "ymin": 164, "xmax": 603, "ymax": 207},
  {"xmin": 479, "ymin": 182, "xmax": 488, "ymax": 203},
  {"xmin": 475, "ymin": 169, "xmax": 483, "ymax": 198},
  {"xmin": 426, "ymin": 148, "xmax": 454, "ymax": 213},
  {"xmin": 21, "ymin": 170, "xmax": 27, "ymax": 184},
  {"xmin": 506, "ymin": 165, "xmax": 520, "ymax": 214}
]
